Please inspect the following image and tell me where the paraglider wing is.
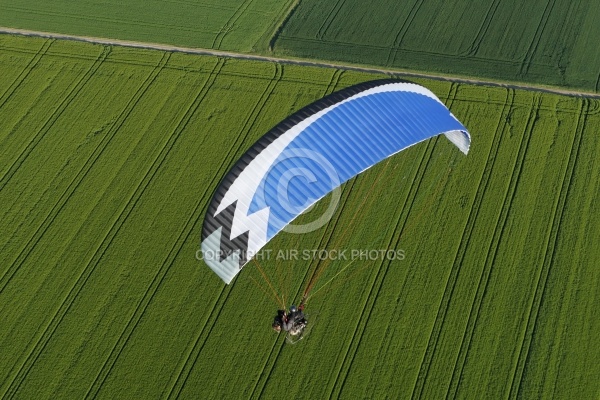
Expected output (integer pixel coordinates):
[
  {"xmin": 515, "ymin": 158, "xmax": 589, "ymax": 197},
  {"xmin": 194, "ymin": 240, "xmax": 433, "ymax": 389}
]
[{"xmin": 201, "ymin": 79, "xmax": 470, "ymax": 283}]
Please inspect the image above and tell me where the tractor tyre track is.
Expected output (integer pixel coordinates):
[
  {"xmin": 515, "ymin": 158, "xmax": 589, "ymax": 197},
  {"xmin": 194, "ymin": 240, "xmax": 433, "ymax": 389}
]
[
  {"xmin": 166, "ymin": 62, "xmax": 285, "ymax": 399},
  {"xmin": 0, "ymin": 46, "xmax": 112, "ymax": 291},
  {"xmin": 0, "ymin": 45, "xmax": 110, "ymax": 192},
  {"xmin": 0, "ymin": 39, "xmax": 53, "ymax": 111},
  {"xmin": 508, "ymin": 99, "xmax": 589, "ymax": 400},
  {"xmin": 386, "ymin": 0, "xmax": 425, "ymax": 67},
  {"xmin": 315, "ymin": 0, "xmax": 347, "ymax": 40},
  {"xmin": 411, "ymin": 88, "xmax": 514, "ymax": 399},
  {"xmin": 328, "ymin": 139, "xmax": 438, "ymax": 399},
  {"xmin": 519, "ymin": 0, "xmax": 556, "ymax": 76},
  {"xmin": 0, "ymin": 52, "xmax": 171, "ymax": 399},
  {"xmin": 464, "ymin": 0, "xmax": 502, "ymax": 57},
  {"xmin": 446, "ymin": 95, "xmax": 542, "ymax": 399},
  {"xmin": 84, "ymin": 58, "xmax": 224, "ymax": 399},
  {"xmin": 211, "ymin": 0, "xmax": 255, "ymax": 50}
]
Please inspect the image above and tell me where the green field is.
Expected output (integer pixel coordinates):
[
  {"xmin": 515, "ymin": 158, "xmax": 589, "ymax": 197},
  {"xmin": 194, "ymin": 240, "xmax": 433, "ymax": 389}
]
[
  {"xmin": 1, "ymin": 35, "xmax": 599, "ymax": 399},
  {"xmin": 3, "ymin": 0, "xmax": 600, "ymax": 92},
  {"xmin": 0, "ymin": 0, "xmax": 295, "ymax": 52},
  {"xmin": 274, "ymin": 0, "xmax": 600, "ymax": 91}
]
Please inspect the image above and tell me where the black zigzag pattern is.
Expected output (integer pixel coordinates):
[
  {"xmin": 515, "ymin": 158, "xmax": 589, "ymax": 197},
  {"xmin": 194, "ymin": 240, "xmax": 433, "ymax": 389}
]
[{"xmin": 203, "ymin": 201, "xmax": 250, "ymax": 266}]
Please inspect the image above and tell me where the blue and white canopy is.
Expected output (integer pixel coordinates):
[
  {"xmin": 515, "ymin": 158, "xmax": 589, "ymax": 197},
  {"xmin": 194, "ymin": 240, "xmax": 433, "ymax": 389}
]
[{"xmin": 201, "ymin": 79, "xmax": 471, "ymax": 283}]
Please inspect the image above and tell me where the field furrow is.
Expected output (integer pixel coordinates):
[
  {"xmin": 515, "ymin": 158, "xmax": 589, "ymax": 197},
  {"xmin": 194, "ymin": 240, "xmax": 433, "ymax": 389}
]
[
  {"xmin": 8, "ymin": 51, "xmax": 205, "ymax": 398},
  {"xmin": 315, "ymin": 0, "xmax": 347, "ymax": 40},
  {"xmin": 0, "ymin": 45, "xmax": 110, "ymax": 192},
  {"xmin": 1, "ymin": 34, "xmax": 599, "ymax": 399},
  {"xmin": 329, "ymin": 139, "xmax": 438, "ymax": 399},
  {"xmin": 519, "ymin": 106, "xmax": 600, "ymax": 399},
  {"xmin": 0, "ymin": 39, "xmax": 53, "ymax": 109},
  {"xmin": 464, "ymin": 0, "xmax": 503, "ymax": 57},
  {"xmin": 83, "ymin": 58, "xmax": 225, "ymax": 399},
  {"xmin": 166, "ymin": 285, "xmax": 233, "ymax": 399},
  {"xmin": 0, "ymin": 47, "xmax": 106, "ymax": 292},
  {"xmin": 447, "ymin": 95, "xmax": 542, "ymax": 399},
  {"xmin": 81, "ymin": 59, "xmax": 283, "ymax": 400},
  {"xmin": 0, "ymin": 51, "xmax": 166, "ymax": 295},
  {"xmin": 1, "ymin": 52, "xmax": 171, "ymax": 399},
  {"xmin": 211, "ymin": 0, "xmax": 256, "ymax": 50},
  {"xmin": 519, "ymin": 0, "xmax": 557, "ymax": 76},
  {"xmin": 422, "ymin": 91, "xmax": 513, "ymax": 400},
  {"xmin": 411, "ymin": 88, "xmax": 515, "ymax": 399},
  {"xmin": 81, "ymin": 60, "xmax": 224, "ymax": 398},
  {"xmin": 167, "ymin": 63, "xmax": 286, "ymax": 398},
  {"xmin": 508, "ymin": 99, "xmax": 589, "ymax": 399},
  {"xmin": 274, "ymin": 0, "xmax": 600, "ymax": 90},
  {"xmin": 0, "ymin": 62, "xmax": 73, "ymax": 170},
  {"xmin": 324, "ymin": 68, "xmax": 344, "ymax": 95},
  {"xmin": 386, "ymin": 0, "xmax": 424, "ymax": 66}
]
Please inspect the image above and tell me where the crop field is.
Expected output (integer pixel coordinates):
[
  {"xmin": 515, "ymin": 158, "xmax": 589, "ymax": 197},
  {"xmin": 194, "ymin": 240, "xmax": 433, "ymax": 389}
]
[
  {"xmin": 0, "ymin": 0, "xmax": 296, "ymax": 52},
  {"xmin": 1, "ymin": 35, "xmax": 599, "ymax": 399},
  {"xmin": 274, "ymin": 0, "xmax": 600, "ymax": 91}
]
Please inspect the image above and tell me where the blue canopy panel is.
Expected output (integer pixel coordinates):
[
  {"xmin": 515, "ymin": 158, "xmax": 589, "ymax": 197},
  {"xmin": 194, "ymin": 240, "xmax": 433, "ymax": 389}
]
[{"xmin": 201, "ymin": 80, "xmax": 470, "ymax": 283}]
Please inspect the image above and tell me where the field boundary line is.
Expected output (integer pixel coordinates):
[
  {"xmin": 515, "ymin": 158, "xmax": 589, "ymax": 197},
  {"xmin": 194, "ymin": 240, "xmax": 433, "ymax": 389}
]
[
  {"xmin": 507, "ymin": 99, "xmax": 589, "ymax": 400},
  {"xmin": 1, "ymin": 27, "xmax": 600, "ymax": 99},
  {"xmin": 446, "ymin": 94, "xmax": 542, "ymax": 399},
  {"xmin": 409, "ymin": 86, "xmax": 514, "ymax": 399},
  {"xmin": 265, "ymin": 0, "xmax": 301, "ymax": 52},
  {"xmin": 82, "ymin": 57, "xmax": 224, "ymax": 399},
  {"xmin": 0, "ymin": 51, "xmax": 171, "ymax": 400}
]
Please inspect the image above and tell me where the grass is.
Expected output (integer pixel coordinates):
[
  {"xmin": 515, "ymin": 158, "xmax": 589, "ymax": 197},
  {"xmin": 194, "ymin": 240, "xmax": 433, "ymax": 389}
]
[
  {"xmin": 3, "ymin": 0, "xmax": 600, "ymax": 94},
  {"xmin": 273, "ymin": 0, "xmax": 600, "ymax": 92},
  {"xmin": 0, "ymin": 0, "xmax": 296, "ymax": 52},
  {"xmin": 0, "ymin": 35, "xmax": 599, "ymax": 398}
]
